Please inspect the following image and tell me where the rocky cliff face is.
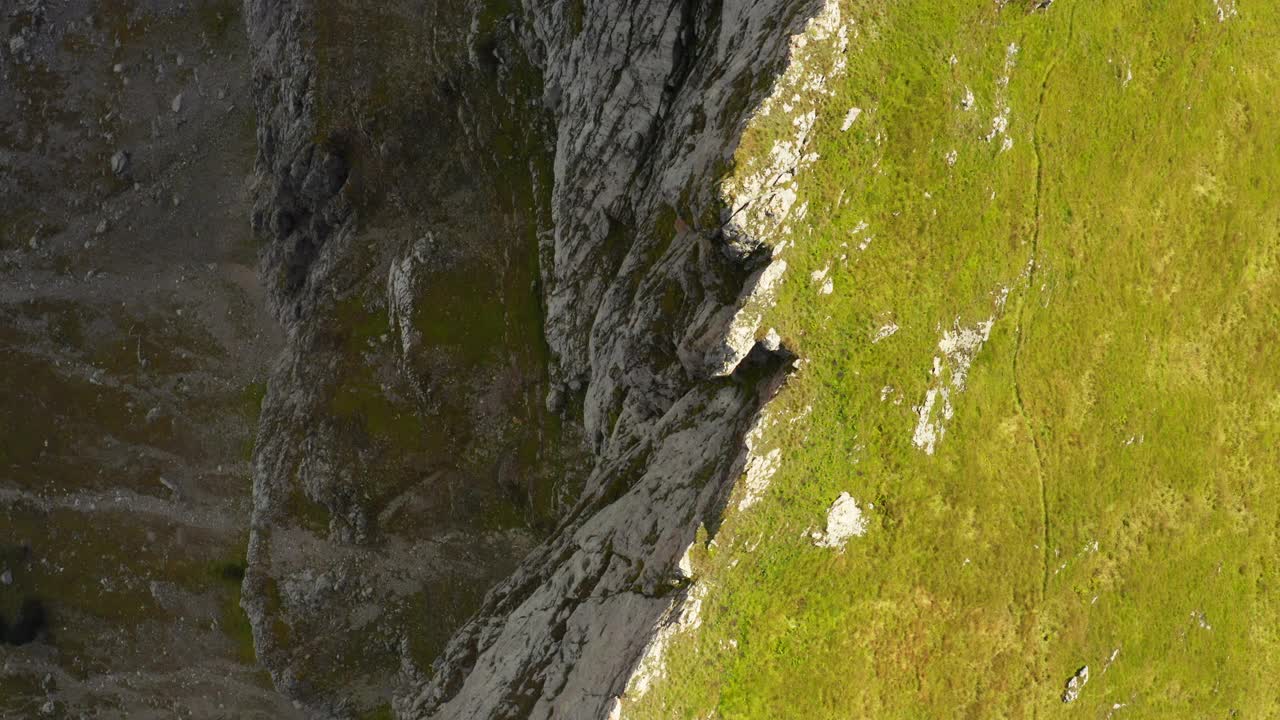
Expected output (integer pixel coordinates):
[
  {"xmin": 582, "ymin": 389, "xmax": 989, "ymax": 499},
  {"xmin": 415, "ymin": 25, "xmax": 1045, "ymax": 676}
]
[
  {"xmin": 399, "ymin": 2, "xmax": 834, "ymax": 718},
  {"xmin": 1, "ymin": 0, "xmax": 829, "ymax": 714},
  {"xmin": 239, "ymin": 0, "xmax": 585, "ymax": 714},
  {"xmin": 242, "ymin": 0, "xmax": 827, "ymax": 716}
]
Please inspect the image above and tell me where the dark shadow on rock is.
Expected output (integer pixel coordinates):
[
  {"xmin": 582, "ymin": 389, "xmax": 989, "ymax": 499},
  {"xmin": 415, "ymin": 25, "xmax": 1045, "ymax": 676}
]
[{"xmin": 1, "ymin": 598, "xmax": 48, "ymax": 646}]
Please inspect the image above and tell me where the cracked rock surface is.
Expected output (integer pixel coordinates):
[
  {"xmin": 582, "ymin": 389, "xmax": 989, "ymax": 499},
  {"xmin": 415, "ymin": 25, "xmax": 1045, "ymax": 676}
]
[{"xmin": 5, "ymin": 0, "xmax": 822, "ymax": 716}]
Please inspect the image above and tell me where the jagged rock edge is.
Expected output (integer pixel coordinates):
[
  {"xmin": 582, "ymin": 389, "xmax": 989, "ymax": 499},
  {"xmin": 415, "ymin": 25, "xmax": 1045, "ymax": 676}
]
[
  {"xmin": 395, "ymin": 1, "xmax": 849, "ymax": 718},
  {"xmin": 238, "ymin": 0, "xmax": 848, "ymax": 717}
]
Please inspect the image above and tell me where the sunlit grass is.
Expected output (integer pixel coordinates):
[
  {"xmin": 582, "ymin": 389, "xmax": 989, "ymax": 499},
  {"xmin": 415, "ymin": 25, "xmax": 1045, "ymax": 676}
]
[{"xmin": 632, "ymin": 0, "xmax": 1280, "ymax": 716}]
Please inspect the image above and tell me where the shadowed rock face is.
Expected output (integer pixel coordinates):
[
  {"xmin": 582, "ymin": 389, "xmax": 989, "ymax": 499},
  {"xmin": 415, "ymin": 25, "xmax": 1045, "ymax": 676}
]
[
  {"xmin": 5, "ymin": 0, "xmax": 817, "ymax": 715},
  {"xmin": 240, "ymin": 0, "xmax": 824, "ymax": 714},
  {"xmin": 394, "ymin": 1, "xmax": 825, "ymax": 715},
  {"xmin": 239, "ymin": 0, "xmax": 591, "ymax": 715},
  {"xmin": 1, "ymin": 598, "xmax": 47, "ymax": 646}
]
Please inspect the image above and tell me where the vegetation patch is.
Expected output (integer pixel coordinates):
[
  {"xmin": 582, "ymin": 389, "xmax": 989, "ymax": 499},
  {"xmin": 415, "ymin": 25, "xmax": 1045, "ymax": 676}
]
[{"xmin": 632, "ymin": 0, "xmax": 1280, "ymax": 717}]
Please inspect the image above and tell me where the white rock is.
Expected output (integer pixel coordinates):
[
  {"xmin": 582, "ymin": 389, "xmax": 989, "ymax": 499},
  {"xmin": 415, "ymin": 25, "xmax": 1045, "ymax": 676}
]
[
  {"xmin": 910, "ymin": 317, "xmax": 995, "ymax": 454},
  {"xmin": 840, "ymin": 107, "xmax": 862, "ymax": 131},
  {"xmin": 872, "ymin": 322, "xmax": 899, "ymax": 343},
  {"xmin": 938, "ymin": 319, "xmax": 993, "ymax": 390},
  {"xmin": 1061, "ymin": 665, "xmax": 1089, "ymax": 703},
  {"xmin": 171, "ymin": 93, "xmax": 183, "ymax": 113},
  {"xmin": 762, "ymin": 327, "xmax": 782, "ymax": 352},
  {"xmin": 738, "ymin": 448, "xmax": 781, "ymax": 512},
  {"xmin": 812, "ymin": 492, "xmax": 868, "ymax": 550},
  {"xmin": 987, "ymin": 110, "xmax": 1009, "ymax": 140}
]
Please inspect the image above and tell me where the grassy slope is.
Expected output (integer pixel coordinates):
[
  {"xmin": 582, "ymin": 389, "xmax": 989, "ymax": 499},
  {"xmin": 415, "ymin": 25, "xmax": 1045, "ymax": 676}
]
[{"xmin": 633, "ymin": 0, "xmax": 1280, "ymax": 717}]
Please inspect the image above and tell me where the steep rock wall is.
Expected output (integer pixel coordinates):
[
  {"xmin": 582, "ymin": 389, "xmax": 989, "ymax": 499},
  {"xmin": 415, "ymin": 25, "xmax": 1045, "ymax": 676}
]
[
  {"xmin": 243, "ymin": 0, "xmax": 832, "ymax": 717},
  {"xmin": 401, "ymin": 1, "xmax": 833, "ymax": 718},
  {"xmin": 240, "ymin": 0, "xmax": 579, "ymax": 715}
]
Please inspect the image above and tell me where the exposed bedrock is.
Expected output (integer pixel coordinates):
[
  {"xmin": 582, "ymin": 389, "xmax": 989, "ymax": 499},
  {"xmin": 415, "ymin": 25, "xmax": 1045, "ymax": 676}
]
[{"xmin": 242, "ymin": 0, "xmax": 823, "ymax": 717}]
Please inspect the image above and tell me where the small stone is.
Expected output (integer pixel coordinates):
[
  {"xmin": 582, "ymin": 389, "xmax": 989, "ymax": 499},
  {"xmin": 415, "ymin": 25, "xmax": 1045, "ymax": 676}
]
[
  {"xmin": 1, "ymin": 569, "xmax": 12, "ymax": 585},
  {"xmin": 215, "ymin": 87, "xmax": 226, "ymax": 100},
  {"xmin": 872, "ymin": 322, "xmax": 899, "ymax": 343},
  {"xmin": 40, "ymin": 700, "xmax": 54, "ymax": 715},
  {"xmin": 840, "ymin": 107, "xmax": 862, "ymax": 132},
  {"xmin": 762, "ymin": 328, "xmax": 782, "ymax": 352},
  {"xmin": 94, "ymin": 219, "xmax": 108, "ymax": 235},
  {"xmin": 113, "ymin": 62, "xmax": 124, "ymax": 73},
  {"xmin": 1062, "ymin": 665, "xmax": 1090, "ymax": 703},
  {"xmin": 171, "ymin": 93, "xmax": 183, "ymax": 113},
  {"xmin": 9, "ymin": 36, "xmax": 26, "ymax": 54},
  {"xmin": 545, "ymin": 386, "xmax": 565, "ymax": 413},
  {"xmin": 110, "ymin": 149, "xmax": 130, "ymax": 176}
]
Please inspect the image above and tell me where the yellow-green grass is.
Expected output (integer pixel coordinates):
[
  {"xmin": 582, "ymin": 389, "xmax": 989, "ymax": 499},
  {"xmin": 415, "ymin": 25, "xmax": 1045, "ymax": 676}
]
[{"xmin": 634, "ymin": 0, "xmax": 1280, "ymax": 717}]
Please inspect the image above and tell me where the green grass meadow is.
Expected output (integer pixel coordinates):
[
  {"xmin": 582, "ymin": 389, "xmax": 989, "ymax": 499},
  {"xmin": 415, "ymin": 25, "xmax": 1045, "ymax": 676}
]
[{"xmin": 632, "ymin": 0, "xmax": 1280, "ymax": 717}]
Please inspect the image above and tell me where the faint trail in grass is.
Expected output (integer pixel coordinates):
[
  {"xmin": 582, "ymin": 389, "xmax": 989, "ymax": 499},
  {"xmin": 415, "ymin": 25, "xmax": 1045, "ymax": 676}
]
[
  {"xmin": 1014, "ymin": 0, "xmax": 1076, "ymax": 604},
  {"xmin": 1011, "ymin": 67, "xmax": 1052, "ymax": 706},
  {"xmin": 1022, "ymin": 57, "xmax": 1054, "ymax": 600},
  {"xmin": 1014, "ymin": 5, "xmax": 1076, "ymax": 713}
]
